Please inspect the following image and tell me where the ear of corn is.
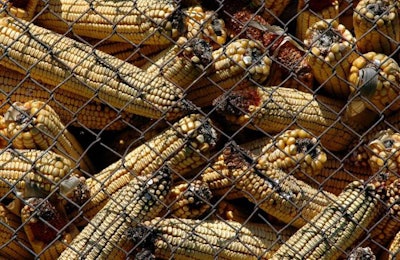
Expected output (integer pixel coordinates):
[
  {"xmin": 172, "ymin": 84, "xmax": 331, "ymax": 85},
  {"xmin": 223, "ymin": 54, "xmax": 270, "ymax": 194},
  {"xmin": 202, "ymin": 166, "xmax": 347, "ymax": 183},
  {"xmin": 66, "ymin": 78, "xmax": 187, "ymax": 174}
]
[
  {"xmin": 35, "ymin": 0, "xmax": 182, "ymax": 45},
  {"xmin": 82, "ymin": 114, "xmax": 218, "ymax": 221},
  {"xmin": 353, "ymin": 0, "xmax": 400, "ymax": 55},
  {"xmin": 347, "ymin": 52, "xmax": 400, "ymax": 117},
  {"xmin": 214, "ymin": 85, "xmax": 356, "ymax": 152},
  {"xmin": 0, "ymin": 203, "xmax": 33, "ymax": 259},
  {"xmin": 0, "ymin": 16, "xmax": 191, "ymax": 120},
  {"xmin": 0, "ymin": 149, "xmax": 77, "ymax": 199},
  {"xmin": 271, "ymin": 181, "xmax": 382, "ymax": 259},
  {"xmin": 205, "ymin": 143, "xmax": 337, "ymax": 228},
  {"xmin": 20, "ymin": 197, "xmax": 80, "ymax": 260},
  {"xmin": 296, "ymin": 0, "xmax": 339, "ymax": 41},
  {"xmin": 367, "ymin": 129, "xmax": 400, "ymax": 179},
  {"xmin": 3, "ymin": 100, "xmax": 94, "ymax": 173},
  {"xmin": 135, "ymin": 217, "xmax": 297, "ymax": 259},
  {"xmin": 304, "ymin": 19, "xmax": 357, "ymax": 98},
  {"xmin": 58, "ymin": 166, "xmax": 172, "ymax": 260}
]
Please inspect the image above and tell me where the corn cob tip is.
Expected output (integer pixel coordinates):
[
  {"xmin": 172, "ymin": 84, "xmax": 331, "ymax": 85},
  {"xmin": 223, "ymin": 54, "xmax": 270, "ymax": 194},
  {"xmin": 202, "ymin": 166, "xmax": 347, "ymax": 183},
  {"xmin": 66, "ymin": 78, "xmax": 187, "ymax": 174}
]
[
  {"xmin": 348, "ymin": 247, "xmax": 376, "ymax": 260},
  {"xmin": 126, "ymin": 224, "xmax": 157, "ymax": 255},
  {"xmin": 185, "ymin": 38, "xmax": 213, "ymax": 69}
]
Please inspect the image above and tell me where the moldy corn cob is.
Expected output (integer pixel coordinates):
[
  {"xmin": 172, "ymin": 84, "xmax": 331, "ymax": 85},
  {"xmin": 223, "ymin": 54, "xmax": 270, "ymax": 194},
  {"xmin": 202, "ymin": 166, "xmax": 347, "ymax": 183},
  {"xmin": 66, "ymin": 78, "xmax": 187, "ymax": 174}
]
[{"xmin": 304, "ymin": 19, "xmax": 357, "ymax": 98}]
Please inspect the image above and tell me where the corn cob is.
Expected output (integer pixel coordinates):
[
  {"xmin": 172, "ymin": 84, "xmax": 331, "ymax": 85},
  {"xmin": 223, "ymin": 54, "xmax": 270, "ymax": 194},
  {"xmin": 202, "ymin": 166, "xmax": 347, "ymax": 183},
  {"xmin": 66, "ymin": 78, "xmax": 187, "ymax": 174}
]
[
  {"xmin": 135, "ymin": 217, "xmax": 296, "ymax": 259},
  {"xmin": 296, "ymin": 0, "xmax": 339, "ymax": 42},
  {"xmin": 3, "ymin": 100, "xmax": 94, "ymax": 173},
  {"xmin": 214, "ymin": 85, "xmax": 356, "ymax": 152},
  {"xmin": 271, "ymin": 180, "xmax": 382, "ymax": 260},
  {"xmin": 0, "ymin": 0, "xmax": 38, "ymax": 21},
  {"xmin": 0, "ymin": 66, "xmax": 134, "ymax": 131},
  {"xmin": 367, "ymin": 129, "xmax": 400, "ymax": 178},
  {"xmin": 388, "ymin": 229, "xmax": 400, "ymax": 259},
  {"xmin": 0, "ymin": 149, "xmax": 79, "ymax": 199},
  {"xmin": 365, "ymin": 178, "xmax": 400, "ymax": 256},
  {"xmin": 0, "ymin": 203, "xmax": 33, "ymax": 259},
  {"xmin": 353, "ymin": 0, "xmax": 399, "ymax": 55},
  {"xmin": 225, "ymin": 9, "xmax": 313, "ymax": 92},
  {"xmin": 0, "ymin": 17, "xmax": 191, "ymax": 120},
  {"xmin": 82, "ymin": 114, "xmax": 218, "ymax": 221},
  {"xmin": 21, "ymin": 197, "xmax": 80, "ymax": 260},
  {"xmin": 187, "ymin": 38, "xmax": 272, "ymax": 107},
  {"xmin": 142, "ymin": 37, "xmax": 212, "ymax": 89},
  {"xmin": 257, "ymin": 129, "xmax": 327, "ymax": 177},
  {"xmin": 183, "ymin": 6, "xmax": 227, "ymax": 49},
  {"xmin": 347, "ymin": 52, "xmax": 400, "ymax": 117},
  {"xmin": 304, "ymin": 19, "xmax": 357, "ymax": 98},
  {"xmin": 250, "ymin": 0, "xmax": 291, "ymax": 24},
  {"xmin": 206, "ymin": 143, "xmax": 337, "ymax": 228},
  {"xmin": 166, "ymin": 179, "xmax": 212, "ymax": 219},
  {"xmin": 58, "ymin": 166, "xmax": 172, "ymax": 260},
  {"xmin": 34, "ymin": 0, "xmax": 182, "ymax": 45}
]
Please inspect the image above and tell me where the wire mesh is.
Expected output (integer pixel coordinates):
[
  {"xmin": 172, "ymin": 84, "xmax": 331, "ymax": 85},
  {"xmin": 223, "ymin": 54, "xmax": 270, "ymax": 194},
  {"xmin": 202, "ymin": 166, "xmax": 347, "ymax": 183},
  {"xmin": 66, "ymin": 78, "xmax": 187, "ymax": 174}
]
[{"xmin": 0, "ymin": 0, "xmax": 399, "ymax": 259}]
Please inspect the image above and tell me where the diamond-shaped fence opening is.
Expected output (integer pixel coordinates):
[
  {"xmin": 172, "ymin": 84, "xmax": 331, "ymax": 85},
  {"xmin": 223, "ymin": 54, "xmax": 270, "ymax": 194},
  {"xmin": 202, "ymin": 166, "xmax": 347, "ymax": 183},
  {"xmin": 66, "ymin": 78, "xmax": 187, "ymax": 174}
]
[{"xmin": 0, "ymin": 0, "xmax": 399, "ymax": 259}]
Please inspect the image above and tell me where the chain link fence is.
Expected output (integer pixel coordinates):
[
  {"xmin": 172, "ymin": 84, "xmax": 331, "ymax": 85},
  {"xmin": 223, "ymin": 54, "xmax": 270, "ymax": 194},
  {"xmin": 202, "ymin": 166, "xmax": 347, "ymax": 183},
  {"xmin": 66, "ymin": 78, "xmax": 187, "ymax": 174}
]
[{"xmin": 0, "ymin": 0, "xmax": 399, "ymax": 259}]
